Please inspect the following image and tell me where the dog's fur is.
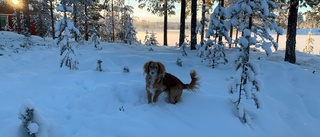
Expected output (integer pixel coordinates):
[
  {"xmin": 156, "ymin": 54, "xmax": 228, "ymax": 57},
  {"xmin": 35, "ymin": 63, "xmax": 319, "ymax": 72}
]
[{"xmin": 143, "ymin": 61, "xmax": 199, "ymax": 104}]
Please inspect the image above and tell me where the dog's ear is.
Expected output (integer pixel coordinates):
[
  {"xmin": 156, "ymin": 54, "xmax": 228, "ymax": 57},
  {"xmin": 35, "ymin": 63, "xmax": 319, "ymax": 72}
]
[
  {"xmin": 143, "ymin": 61, "xmax": 152, "ymax": 74},
  {"xmin": 157, "ymin": 62, "xmax": 166, "ymax": 76}
]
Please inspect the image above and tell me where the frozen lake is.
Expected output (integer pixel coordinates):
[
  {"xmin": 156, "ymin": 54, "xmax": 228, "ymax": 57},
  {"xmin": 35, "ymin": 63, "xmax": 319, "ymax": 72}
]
[{"xmin": 136, "ymin": 29, "xmax": 320, "ymax": 55}]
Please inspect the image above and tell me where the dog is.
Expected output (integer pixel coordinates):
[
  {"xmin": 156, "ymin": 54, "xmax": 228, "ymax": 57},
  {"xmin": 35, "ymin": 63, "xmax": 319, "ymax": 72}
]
[{"xmin": 143, "ymin": 61, "xmax": 199, "ymax": 104}]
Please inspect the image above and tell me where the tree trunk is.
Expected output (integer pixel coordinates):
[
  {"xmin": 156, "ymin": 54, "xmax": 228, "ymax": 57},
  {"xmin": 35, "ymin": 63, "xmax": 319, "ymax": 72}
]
[
  {"xmin": 178, "ymin": 0, "xmax": 186, "ymax": 47},
  {"xmin": 22, "ymin": 0, "xmax": 31, "ymax": 36},
  {"xmin": 16, "ymin": 9, "xmax": 21, "ymax": 34},
  {"xmin": 285, "ymin": 0, "xmax": 298, "ymax": 64},
  {"xmin": 163, "ymin": 0, "xmax": 168, "ymax": 46},
  {"xmin": 190, "ymin": 0, "xmax": 197, "ymax": 50},
  {"xmin": 235, "ymin": 28, "xmax": 238, "ymax": 47},
  {"xmin": 73, "ymin": 4, "xmax": 78, "ymax": 41},
  {"xmin": 218, "ymin": 0, "xmax": 224, "ymax": 44},
  {"xmin": 85, "ymin": 4, "xmax": 89, "ymax": 41},
  {"xmin": 229, "ymin": 27, "xmax": 233, "ymax": 48},
  {"xmin": 49, "ymin": 0, "xmax": 55, "ymax": 39},
  {"xmin": 111, "ymin": 0, "xmax": 115, "ymax": 42},
  {"xmin": 200, "ymin": 0, "xmax": 205, "ymax": 46}
]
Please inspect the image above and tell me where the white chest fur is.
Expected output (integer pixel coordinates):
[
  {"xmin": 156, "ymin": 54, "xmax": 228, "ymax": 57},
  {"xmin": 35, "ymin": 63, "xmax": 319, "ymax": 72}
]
[{"xmin": 147, "ymin": 76, "xmax": 156, "ymax": 94}]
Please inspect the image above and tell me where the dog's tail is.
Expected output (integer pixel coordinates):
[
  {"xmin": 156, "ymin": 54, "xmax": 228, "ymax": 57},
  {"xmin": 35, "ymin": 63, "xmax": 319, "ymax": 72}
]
[{"xmin": 184, "ymin": 70, "xmax": 199, "ymax": 92}]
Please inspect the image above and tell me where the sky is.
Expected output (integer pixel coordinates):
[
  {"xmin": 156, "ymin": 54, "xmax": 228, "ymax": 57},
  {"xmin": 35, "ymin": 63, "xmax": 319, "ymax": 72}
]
[{"xmin": 130, "ymin": 0, "xmax": 182, "ymax": 22}]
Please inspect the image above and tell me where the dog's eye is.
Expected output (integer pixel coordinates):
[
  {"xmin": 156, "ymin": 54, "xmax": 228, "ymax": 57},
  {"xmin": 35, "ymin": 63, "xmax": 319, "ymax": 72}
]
[{"xmin": 149, "ymin": 66, "xmax": 158, "ymax": 69}]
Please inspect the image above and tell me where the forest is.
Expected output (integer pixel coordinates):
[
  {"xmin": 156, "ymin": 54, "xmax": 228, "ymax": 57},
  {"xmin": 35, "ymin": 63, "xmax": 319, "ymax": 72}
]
[{"xmin": 0, "ymin": 0, "xmax": 320, "ymax": 62}]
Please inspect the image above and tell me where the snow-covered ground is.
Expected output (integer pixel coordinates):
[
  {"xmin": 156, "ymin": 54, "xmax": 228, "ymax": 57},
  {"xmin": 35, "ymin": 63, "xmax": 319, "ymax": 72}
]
[{"xmin": 0, "ymin": 30, "xmax": 320, "ymax": 137}]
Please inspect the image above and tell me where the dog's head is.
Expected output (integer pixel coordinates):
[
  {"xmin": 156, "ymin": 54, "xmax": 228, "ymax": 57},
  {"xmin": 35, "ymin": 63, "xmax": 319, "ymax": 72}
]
[{"xmin": 143, "ymin": 61, "xmax": 165, "ymax": 77}]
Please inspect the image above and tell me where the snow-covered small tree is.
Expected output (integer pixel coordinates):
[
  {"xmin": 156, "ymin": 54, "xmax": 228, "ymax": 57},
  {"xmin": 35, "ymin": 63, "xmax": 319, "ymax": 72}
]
[
  {"xmin": 19, "ymin": 103, "xmax": 37, "ymax": 137},
  {"xmin": 303, "ymin": 29, "xmax": 314, "ymax": 54},
  {"xmin": 202, "ymin": 1, "xmax": 231, "ymax": 68},
  {"xmin": 124, "ymin": 15, "xmax": 138, "ymax": 45},
  {"xmin": 55, "ymin": 0, "xmax": 80, "ymax": 70},
  {"xmin": 227, "ymin": 0, "xmax": 282, "ymax": 124},
  {"xmin": 181, "ymin": 42, "xmax": 188, "ymax": 56},
  {"xmin": 19, "ymin": 100, "xmax": 49, "ymax": 137},
  {"xmin": 144, "ymin": 31, "xmax": 158, "ymax": 46},
  {"xmin": 176, "ymin": 57, "xmax": 182, "ymax": 67},
  {"xmin": 229, "ymin": 29, "xmax": 263, "ymax": 124},
  {"xmin": 89, "ymin": 27, "xmax": 102, "ymax": 50}
]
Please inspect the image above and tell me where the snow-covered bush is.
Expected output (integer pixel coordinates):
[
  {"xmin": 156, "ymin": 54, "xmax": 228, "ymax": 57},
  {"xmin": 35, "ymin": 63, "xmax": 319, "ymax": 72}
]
[
  {"xmin": 176, "ymin": 57, "xmax": 182, "ymax": 67},
  {"xmin": 55, "ymin": 1, "xmax": 80, "ymax": 70},
  {"xmin": 96, "ymin": 59, "xmax": 103, "ymax": 71},
  {"xmin": 19, "ymin": 100, "xmax": 49, "ymax": 137}
]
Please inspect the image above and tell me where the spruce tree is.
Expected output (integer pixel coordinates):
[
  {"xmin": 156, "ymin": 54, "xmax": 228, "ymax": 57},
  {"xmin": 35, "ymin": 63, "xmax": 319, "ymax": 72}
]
[
  {"xmin": 124, "ymin": 15, "xmax": 138, "ymax": 45},
  {"xmin": 203, "ymin": 1, "xmax": 231, "ymax": 68},
  {"xmin": 228, "ymin": 0, "xmax": 282, "ymax": 124},
  {"xmin": 55, "ymin": 0, "xmax": 80, "ymax": 70},
  {"xmin": 303, "ymin": 29, "xmax": 314, "ymax": 54}
]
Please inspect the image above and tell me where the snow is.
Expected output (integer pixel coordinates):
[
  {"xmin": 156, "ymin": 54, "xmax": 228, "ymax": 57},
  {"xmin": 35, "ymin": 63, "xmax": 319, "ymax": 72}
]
[
  {"xmin": 1, "ymin": 31, "xmax": 320, "ymax": 137},
  {"xmin": 27, "ymin": 123, "xmax": 39, "ymax": 134}
]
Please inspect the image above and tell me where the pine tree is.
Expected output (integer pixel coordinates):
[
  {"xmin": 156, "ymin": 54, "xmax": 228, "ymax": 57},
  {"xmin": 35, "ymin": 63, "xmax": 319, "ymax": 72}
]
[
  {"xmin": 303, "ymin": 29, "xmax": 314, "ymax": 54},
  {"xmin": 55, "ymin": 0, "xmax": 80, "ymax": 70},
  {"xmin": 228, "ymin": 0, "xmax": 282, "ymax": 124}
]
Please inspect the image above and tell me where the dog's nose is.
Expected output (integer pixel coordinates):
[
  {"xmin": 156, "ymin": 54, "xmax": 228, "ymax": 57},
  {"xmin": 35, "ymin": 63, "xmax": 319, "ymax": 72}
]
[{"xmin": 151, "ymin": 72, "xmax": 154, "ymax": 75}]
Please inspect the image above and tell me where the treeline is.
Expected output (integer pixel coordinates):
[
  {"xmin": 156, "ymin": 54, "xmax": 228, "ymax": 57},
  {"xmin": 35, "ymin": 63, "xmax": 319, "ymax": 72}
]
[
  {"xmin": 133, "ymin": 20, "xmax": 189, "ymax": 30},
  {"xmin": 0, "ymin": 0, "xmax": 137, "ymax": 43}
]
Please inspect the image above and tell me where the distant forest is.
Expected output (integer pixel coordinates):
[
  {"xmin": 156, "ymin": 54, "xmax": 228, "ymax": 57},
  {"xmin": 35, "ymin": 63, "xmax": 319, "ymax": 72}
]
[{"xmin": 133, "ymin": 20, "xmax": 189, "ymax": 30}]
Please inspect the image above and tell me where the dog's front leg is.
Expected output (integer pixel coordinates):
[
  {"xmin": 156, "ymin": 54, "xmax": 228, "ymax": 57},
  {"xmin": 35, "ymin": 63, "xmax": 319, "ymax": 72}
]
[
  {"xmin": 153, "ymin": 90, "xmax": 162, "ymax": 103},
  {"xmin": 147, "ymin": 90, "xmax": 152, "ymax": 104}
]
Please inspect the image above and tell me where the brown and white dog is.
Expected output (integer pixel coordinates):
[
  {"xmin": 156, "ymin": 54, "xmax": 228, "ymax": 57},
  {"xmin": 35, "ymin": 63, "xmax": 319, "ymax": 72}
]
[{"xmin": 143, "ymin": 61, "xmax": 199, "ymax": 104}]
